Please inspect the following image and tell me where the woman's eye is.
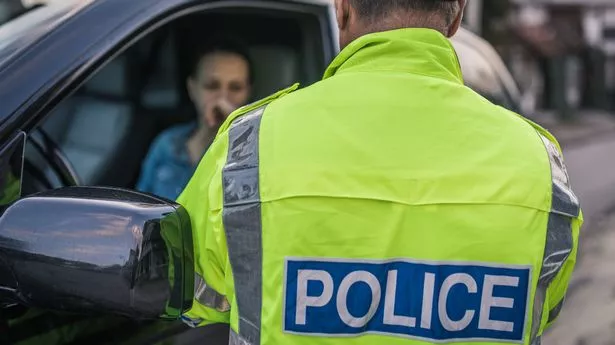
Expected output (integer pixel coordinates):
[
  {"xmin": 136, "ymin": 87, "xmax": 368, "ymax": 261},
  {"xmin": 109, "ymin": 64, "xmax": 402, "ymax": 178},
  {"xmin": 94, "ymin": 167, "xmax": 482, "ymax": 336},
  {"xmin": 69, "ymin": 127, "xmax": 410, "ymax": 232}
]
[
  {"xmin": 204, "ymin": 82, "xmax": 220, "ymax": 90},
  {"xmin": 229, "ymin": 84, "xmax": 244, "ymax": 92}
]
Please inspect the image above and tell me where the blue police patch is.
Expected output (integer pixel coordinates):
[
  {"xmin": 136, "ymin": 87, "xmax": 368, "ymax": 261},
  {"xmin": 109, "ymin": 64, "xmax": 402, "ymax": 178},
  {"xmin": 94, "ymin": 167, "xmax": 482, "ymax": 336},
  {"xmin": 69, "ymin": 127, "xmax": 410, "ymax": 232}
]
[{"xmin": 283, "ymin": 258, "xmax": 531, "ymax": 343}]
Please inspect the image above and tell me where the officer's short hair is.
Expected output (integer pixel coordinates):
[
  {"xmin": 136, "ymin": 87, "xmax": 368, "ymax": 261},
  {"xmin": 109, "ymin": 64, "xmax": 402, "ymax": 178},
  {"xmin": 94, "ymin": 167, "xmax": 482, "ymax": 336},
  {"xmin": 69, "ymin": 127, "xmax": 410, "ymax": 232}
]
[{"xmin": 350, "ymin": 0, "xmax": 460, "ymax": 24}]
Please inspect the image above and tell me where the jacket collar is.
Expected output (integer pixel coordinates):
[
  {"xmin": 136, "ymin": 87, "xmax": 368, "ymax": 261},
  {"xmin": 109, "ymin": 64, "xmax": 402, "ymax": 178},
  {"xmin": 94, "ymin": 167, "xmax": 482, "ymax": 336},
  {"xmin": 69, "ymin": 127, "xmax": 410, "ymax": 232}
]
[{"xmin": 323, "ymin": 28, "xmax": 463, "ymax": 84}]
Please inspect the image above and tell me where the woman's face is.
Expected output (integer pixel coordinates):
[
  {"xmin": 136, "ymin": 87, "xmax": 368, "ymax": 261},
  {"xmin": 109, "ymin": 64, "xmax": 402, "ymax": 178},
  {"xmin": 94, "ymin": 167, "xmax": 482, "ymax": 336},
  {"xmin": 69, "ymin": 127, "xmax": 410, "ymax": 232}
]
[{"xmin": 187, "ymin": 51, "xmax": 251, "ymax": 128}]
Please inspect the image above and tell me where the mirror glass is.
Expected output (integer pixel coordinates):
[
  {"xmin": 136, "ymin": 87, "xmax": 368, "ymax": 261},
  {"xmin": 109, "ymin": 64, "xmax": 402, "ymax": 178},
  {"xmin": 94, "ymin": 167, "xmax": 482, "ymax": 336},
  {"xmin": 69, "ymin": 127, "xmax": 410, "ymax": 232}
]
[{"xmin": 0, "ymin": 187, "xmax": 193, "ymax": 320}]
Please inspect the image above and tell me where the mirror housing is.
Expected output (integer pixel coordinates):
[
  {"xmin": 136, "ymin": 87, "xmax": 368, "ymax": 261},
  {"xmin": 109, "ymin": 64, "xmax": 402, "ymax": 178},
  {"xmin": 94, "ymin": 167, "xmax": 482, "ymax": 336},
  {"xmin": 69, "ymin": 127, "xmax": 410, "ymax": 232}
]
[{"xmin": 0, "ymin": 187, "xmax": 194, "ymax": 320}]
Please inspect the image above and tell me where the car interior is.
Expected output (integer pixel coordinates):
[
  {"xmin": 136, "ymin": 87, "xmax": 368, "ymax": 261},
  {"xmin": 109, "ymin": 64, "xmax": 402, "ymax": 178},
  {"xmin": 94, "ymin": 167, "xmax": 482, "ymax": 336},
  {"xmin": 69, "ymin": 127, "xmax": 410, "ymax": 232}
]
[{"xmin": 24, "ymin": 7, "xmax": 327, "ymax": 197}]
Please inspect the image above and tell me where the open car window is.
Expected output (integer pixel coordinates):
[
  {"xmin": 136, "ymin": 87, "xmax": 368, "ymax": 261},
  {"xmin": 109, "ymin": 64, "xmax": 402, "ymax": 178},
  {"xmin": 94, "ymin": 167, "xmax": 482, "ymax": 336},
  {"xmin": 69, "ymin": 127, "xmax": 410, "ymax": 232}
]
[{"xmin": 34, "ymin": 4, "xmax": 327, "ymax": 191}]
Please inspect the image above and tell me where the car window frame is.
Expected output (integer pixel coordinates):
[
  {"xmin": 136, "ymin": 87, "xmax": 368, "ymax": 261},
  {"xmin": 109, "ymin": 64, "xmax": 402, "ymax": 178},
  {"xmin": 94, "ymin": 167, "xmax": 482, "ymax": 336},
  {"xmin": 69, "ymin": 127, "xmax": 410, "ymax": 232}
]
[
  {"xmin": 0, "ymin": 131, "xmax": 26, "ymax": 206},
  {"xmin": 0, "ymin": 0, "xmax": 93, "ymax": 72}
]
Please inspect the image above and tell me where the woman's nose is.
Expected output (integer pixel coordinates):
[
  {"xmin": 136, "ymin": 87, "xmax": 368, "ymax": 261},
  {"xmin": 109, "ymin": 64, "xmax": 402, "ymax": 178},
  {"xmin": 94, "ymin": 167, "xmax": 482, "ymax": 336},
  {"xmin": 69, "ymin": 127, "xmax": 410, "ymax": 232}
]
[{"xmin": 220, "ymin": 87, "xmax": 229, "ymax": 100}]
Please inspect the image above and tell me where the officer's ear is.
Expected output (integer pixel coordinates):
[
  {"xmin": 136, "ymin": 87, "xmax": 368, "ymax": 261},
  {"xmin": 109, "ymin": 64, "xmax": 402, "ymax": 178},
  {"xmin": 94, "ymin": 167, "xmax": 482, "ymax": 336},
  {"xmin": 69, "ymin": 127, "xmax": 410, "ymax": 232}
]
[
  {"xmin": 446, "ymin": 0, "xmax": 467, "ymax": 38},
  {"xmin": 334, "ymin": 0, "xmax": 351, "ymax": 31}
]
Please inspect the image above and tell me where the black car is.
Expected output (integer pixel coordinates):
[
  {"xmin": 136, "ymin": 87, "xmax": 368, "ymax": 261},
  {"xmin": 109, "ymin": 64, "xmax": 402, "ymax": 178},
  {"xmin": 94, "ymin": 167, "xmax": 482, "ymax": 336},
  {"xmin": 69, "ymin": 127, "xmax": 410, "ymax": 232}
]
[{"xmin": 0, "ymin": 0, "xmax": 524, "ymax": 344}]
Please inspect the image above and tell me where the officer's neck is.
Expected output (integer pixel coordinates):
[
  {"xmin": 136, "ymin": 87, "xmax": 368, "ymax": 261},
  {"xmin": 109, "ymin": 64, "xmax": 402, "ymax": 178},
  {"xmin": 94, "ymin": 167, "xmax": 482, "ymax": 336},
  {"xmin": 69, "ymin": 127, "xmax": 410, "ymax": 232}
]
[{"xmin": 343, "ymin": 13, "xmax": 448, "ymax": 49}]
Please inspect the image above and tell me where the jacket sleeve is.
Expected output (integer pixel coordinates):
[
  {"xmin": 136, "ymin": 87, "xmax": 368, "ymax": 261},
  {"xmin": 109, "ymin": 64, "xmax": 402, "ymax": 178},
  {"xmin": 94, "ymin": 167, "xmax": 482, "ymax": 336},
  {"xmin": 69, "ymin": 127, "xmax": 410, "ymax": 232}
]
[
  {"xmin": 176, "ymin": 131, "xmax": 231, "ymax": 327},
  {"xmin": 543, "ymin": 211, "xmax": 583, "ymax": 330},
  {"xmin": 519, "ymin": 112, "xmax": 583, "ymax": 332},
  {"xmin": 540, "ymin": 128, "xmax": 584, "ymax": 331}
]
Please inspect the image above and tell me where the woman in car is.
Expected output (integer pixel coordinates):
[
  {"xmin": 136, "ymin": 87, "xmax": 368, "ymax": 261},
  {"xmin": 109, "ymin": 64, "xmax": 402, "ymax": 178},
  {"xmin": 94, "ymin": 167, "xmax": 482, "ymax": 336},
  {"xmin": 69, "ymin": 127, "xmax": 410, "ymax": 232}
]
[{"xmin": 136, "ymin": 36, "xmax": 253, "ymax": 200}]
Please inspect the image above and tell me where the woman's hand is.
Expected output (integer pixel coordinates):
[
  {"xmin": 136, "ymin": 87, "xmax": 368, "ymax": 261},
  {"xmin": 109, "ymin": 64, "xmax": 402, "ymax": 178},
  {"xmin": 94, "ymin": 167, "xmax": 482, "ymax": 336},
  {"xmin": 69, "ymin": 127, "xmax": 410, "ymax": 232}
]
[{"xmin": 206, "ymin": 98, "xmax": 237, "ymax": 129}]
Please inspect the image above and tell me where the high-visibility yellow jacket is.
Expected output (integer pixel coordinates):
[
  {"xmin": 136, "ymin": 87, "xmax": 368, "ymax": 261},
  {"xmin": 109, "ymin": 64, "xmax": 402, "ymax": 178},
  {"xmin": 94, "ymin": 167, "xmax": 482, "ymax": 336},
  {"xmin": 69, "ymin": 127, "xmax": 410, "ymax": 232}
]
[{"xmin": 178, "ymin": 28, "xmax": 582, "ymax": 345}]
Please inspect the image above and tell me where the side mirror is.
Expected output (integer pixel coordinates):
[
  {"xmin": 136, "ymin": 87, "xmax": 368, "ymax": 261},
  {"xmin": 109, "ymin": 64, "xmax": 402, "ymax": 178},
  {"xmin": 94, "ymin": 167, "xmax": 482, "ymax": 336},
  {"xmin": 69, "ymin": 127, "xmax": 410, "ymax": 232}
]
[{"xmin": 0, "ymin": 187, "xmax": 194, "ymax": 320}]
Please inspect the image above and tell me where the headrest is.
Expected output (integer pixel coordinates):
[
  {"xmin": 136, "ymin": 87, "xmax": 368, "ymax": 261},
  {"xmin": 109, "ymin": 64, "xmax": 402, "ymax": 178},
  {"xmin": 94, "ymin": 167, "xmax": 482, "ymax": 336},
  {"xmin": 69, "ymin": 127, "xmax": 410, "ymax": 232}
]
[
  {"xmin": 141, "ymin": 34, "xmax": 180, "ymax": 109},
  {"xmin": 84, "ymin": 55, "xmax": 129, "ymax": 97},
  {"xmin": 249, "ymin": 45, "xmax": 299, "ymax": 100}
]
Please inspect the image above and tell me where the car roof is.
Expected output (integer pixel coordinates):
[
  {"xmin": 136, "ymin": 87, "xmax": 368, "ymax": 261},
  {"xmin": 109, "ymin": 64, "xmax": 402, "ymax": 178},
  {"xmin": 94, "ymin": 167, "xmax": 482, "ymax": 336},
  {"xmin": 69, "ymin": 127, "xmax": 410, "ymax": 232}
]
[
  {"xmin": 0, "ymin": 0, "xmax": 331, "ymax": 71},
  {"xmin": 0, "ymin": 1, "xmax": 90, "ymax": 65}
]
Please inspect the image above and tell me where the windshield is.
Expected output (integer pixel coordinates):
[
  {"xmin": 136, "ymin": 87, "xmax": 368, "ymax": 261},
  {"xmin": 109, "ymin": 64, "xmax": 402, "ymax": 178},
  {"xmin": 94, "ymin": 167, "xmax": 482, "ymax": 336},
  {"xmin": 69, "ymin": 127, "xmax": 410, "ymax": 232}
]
[{"xmin": 0, "ymin": 0, "xmax": 81, "ymax": 65}]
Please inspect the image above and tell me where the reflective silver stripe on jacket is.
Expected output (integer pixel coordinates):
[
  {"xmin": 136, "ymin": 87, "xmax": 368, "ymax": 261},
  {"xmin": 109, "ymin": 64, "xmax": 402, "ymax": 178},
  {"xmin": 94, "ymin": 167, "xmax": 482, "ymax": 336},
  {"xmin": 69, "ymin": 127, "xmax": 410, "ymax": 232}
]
[
  {"xmin": 222, "ymin": 106, "xmax": 266, "ymax": 345},
  {"xmin": 195, "ymin": 273, "xmax": 230, "ymax": 312},
  {"xmin": 229, "ymin": 329, "xmax": 253, "ymax": 345},
  {"xmin": 530, "ymin": 134, "xmax": 580, "ymax": 344},
  {"xmin": 548, "ymin": 299, "xmax": 565, "ymax": 324}
]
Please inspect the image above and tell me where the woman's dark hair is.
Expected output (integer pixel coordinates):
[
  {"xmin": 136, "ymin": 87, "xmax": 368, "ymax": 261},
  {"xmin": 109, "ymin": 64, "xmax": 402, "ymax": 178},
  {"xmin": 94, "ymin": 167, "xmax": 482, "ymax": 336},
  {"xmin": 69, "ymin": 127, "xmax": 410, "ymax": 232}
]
[{"xmin": 189, "ymin": 35, "xmax": 254, "ymax": 84}]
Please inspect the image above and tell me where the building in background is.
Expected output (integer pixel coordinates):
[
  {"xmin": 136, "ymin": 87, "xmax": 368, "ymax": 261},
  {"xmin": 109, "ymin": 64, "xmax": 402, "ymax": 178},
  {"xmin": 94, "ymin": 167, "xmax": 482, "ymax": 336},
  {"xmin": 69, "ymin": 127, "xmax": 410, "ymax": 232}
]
[
  {"xmin": 465, "ymin": 0, "xmax": 615, "ymax": 119},
  {"xmin": 604, "ymin": 8, "xmax": 615, "ymax": 107}
]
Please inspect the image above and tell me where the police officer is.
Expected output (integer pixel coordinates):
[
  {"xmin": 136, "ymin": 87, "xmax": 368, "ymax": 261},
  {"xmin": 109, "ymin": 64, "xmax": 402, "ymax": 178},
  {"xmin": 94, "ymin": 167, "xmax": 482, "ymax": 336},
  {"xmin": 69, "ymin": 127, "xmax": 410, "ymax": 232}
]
[{"xmin": 178, "ymin": 0, "xmax": 583, "ymax": 344}]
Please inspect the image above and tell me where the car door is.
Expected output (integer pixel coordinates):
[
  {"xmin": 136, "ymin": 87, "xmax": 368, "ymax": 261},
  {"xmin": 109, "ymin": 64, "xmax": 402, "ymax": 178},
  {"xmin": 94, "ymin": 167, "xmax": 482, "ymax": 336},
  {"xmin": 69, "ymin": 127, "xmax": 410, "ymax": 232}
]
[{"xmin": 0, "ymin": 0, "xmax": 337, "ymax": 344}]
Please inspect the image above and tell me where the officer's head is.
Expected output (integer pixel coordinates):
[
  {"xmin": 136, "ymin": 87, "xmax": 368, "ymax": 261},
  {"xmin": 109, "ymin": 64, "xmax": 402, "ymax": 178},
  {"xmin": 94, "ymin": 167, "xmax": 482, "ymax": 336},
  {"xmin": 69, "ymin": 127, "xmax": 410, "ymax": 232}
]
[{"xmin": 334, "ymin": 0, "xmax": 466, "ymax": 49}]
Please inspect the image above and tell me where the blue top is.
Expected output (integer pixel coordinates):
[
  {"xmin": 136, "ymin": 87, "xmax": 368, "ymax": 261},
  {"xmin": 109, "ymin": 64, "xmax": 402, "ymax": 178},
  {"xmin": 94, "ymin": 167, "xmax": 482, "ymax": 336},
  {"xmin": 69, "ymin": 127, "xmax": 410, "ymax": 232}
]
[{"xmin": 136, "ymin": 123, "xmax": 200, "ymax": 200}]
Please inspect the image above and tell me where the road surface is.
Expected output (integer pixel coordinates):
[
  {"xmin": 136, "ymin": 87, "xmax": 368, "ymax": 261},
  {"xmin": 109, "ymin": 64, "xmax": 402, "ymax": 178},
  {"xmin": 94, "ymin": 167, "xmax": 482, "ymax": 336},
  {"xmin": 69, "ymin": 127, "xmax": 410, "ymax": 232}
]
[{"xmin": 544, "ymin": 135, "xmax": 615, "ymax": 344}]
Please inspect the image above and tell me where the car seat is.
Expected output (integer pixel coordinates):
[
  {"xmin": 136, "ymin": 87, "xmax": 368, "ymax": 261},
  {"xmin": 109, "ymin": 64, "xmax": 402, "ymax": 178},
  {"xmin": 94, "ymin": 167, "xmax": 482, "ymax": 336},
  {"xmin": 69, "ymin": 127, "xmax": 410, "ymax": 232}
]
[
  {"xmin": 42, "ymin": 55, "xmax": 134, "ymax": 185},
  {"xmin": 249, "ymin": 44, "xmax": 300, "ymax": 100}
]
